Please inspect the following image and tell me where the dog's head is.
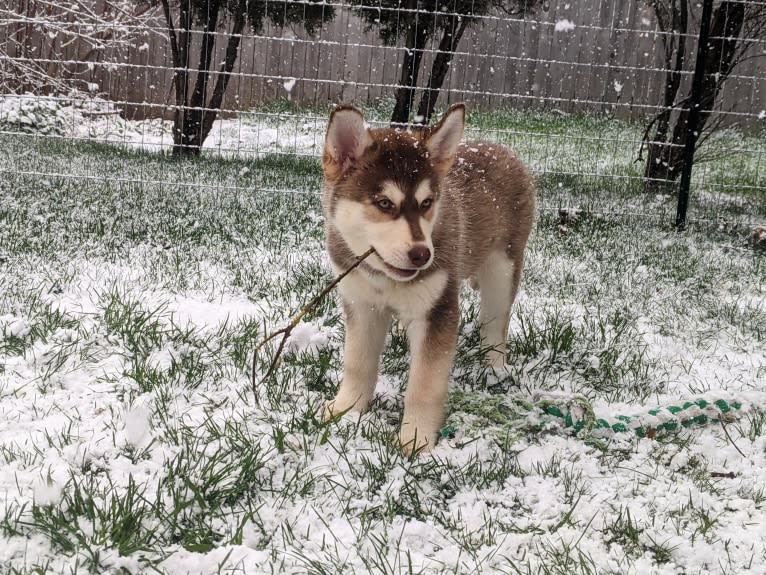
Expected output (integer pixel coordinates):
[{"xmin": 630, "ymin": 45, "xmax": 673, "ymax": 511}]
[{"xmin": 322, "ymin": 104, "xmax": 465, "ymax": 282}]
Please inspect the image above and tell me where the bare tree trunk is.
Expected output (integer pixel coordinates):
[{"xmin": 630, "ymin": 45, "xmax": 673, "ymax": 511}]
[
  {"xmin": 673, "ymin": 1, "xmax": 745, "ymax": 133},
  {"xmin": 198, "ymin": 0, "xmax": 248, "ymax": 145},
  {"xmin": 179, "ymin": 0, "xmax": 221, "ymax": 153},
  {"xmin": 162, "ymin": 0, "xmax": 246, "ymax": 155},
  {"xmin": 391, "ymin": 3, "xmax": 430, "ymax": 126},
  {"xmin": 162, "ymin": 0, "xmax": 194, "ymax": 155},
  {"xmin": 644, "ymin": 0, "xmax": 687, "ymax": 192},
  {"xmin": 415, "ymin": 16, "xmax": 468, "ymax": 125},
  {"xmin": 645, "ymin": 1, "xmax": 745, "ymax": 188},
  {"xmin": 160, "ymin": 0, "xmax": 183, "ymax": 109}
]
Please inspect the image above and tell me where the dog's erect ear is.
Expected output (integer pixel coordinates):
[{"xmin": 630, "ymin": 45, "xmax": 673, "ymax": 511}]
[
  {"xmin": 323, "ymin": 105, "xmax": 373, "ymax": 181},
  {"xmin": 424, "ymin": 103, "xmax": 465, "ymax": 176}
]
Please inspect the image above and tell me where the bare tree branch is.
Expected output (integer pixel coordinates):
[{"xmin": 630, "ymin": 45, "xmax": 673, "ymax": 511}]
[{"xmin": 0, "ymin": 0, "xmax": 159, "ymax": 95}]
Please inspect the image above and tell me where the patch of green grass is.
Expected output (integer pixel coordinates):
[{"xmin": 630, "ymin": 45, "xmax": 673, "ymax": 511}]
[
  {"xmin": 645, "ymin": 534, "xmax": 679, "ymax": 565},
  {"xmin": 14, "ymin": 413, "xmax": 277, "ymax": 570},
  {"xmin": 527, "ymin": 536, "xmax": 599, "ymax": 575},
  {"xmin": 470, "ymin": 108, "xmax": 630, "ymax": 136},
  {"xmin": 604, "ymin": 506, "xmax": 643, "ymax": 559},
  {"xmin": 102, "ymin": 292, "xmax": 167, "ymax": 356},
  {"xmin": 707, "ymin": 299, "xmax": 766, "ymax": 342}
]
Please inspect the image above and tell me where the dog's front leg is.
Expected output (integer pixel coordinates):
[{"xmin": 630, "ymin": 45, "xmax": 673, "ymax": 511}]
[
  {"xmin": 399, "ymin": 292, "xmax": 458, "ymax": 454},
  {"xmin": 324, "ymin": 299, "xmax": 391, "ymax": 419}
]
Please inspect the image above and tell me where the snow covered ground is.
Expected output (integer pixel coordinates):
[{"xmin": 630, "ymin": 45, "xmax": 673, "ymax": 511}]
[
  {"xmin": 0, "ymin": 94, "xmax": 325, "ymax": 156},
  {"xmin": 1, "ymin": 98, "xmax": 765, "ymax": 574}
]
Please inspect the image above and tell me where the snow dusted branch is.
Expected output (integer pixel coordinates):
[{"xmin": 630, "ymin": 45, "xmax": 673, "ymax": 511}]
[{"xmin": 1, "ymin": 0, "xmax": 159, "ymax": 94}]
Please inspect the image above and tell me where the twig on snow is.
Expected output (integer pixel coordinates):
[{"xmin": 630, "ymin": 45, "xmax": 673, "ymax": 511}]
[
  {"xmin": 719, "ymin": 418, "xmax": 746, "ymax": 458},
  {"xmin": 710, "ymin": 471, "xmax": 737, "ymax": 479}
]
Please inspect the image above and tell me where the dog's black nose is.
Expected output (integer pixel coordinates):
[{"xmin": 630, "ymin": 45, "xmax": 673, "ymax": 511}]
[{"xmin": 408, "ymin": 245, "xmax": 431, "ymax": 267}]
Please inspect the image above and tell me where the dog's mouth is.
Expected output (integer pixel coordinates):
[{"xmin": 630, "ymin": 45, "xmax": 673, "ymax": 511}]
[{"xmin": 380, "ymin": 260, "xmax": 420, "ymax": 281}]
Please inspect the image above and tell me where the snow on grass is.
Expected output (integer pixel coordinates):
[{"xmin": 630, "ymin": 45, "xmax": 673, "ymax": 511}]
[
  {"xmin": 0, "ymin": 94, "xmax": 324, "ymax": 157},
  {"xmin": 2, "ymin": 94, "xmax": 763, "ymax": 225},
  {"xmin": 0, "ymin": 110, "xmax": 765, "ymax": 574}
]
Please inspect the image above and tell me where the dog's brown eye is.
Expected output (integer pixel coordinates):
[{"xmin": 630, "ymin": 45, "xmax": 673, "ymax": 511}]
[
  {"xmin": 376, "ymin": 198, "xmax": 394, "ymax": 211},
  {"xmin": 420, "ymin": 198, "xmax": 433, "ymax": 210}
]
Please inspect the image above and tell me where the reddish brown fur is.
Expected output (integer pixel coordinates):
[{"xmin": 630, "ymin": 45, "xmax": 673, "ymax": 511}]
[{"xmin": 322, "ymin": 104, "xmax": 535, "ymax": 452}]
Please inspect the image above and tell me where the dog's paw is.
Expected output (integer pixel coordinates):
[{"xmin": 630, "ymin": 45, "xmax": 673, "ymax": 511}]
[
  {"xmin": 321, "ymin": 394, "xmax": 366, "ymax": 422},
  {"xmin": 321, "ymin": 399, "xmax": 345, "ymax": 422},
  {"xmin": 489, "ymin": 356, "xmax": 507, "ymax": 370},
  {"xmin": 398, "ymin": 424, "xmax": 436, "ymax": 456},
  {"xmin": 485, "ymin": 347, "xmax": 508, "ymax": 369}
]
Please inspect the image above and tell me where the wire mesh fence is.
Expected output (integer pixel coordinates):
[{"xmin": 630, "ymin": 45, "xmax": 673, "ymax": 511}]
[{"xmin": 1, "ymin": 0, "xmax": 765, "ymax": 225}]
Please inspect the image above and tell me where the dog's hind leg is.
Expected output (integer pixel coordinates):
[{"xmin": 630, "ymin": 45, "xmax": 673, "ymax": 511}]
[
  {"xmin": 476, "ymin": 250, "xmax": 519, "ymax": 367},
  {"xmin": 323, "ymin": 301, "xmax": 391, "ymax": 420}
]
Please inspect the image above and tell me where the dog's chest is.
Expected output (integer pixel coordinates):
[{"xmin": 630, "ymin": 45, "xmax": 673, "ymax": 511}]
[{"xmin": 339, "ymin": 268, "xmax": 448, "ymax": 320}]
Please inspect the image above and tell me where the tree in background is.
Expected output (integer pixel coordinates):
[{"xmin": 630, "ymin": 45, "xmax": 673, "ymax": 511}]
[
  {"xmin": 0, "ymin": 0, "xmax": 154, "ymax": 95},
  {"xmin": 350, "ymin": 0, "xmax": 539, "ymax": 125},
  {"xmin": 415, "ymin": 0, "xmax": 539, "ymax": 125},
  {"xmin": 159, "ymin": 0, "xmax": 333, "ymax": 155},
  {"xmin": 640, "ymin": 0, "xmax": 766, "ymax": 191}
]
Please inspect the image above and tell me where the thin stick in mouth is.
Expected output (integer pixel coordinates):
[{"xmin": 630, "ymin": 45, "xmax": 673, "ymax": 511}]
[{"xmin": 250, "ymin": 247, "xmax": 376, "ymax": 402}]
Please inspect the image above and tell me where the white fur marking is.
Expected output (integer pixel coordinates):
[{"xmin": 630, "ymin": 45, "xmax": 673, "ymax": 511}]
[
  {"xmin": 399, "ymin": 316, "xmax": 453, "ymax": 453},
  {"xmin": 380, "ymin": 181, "xmax": 405, "ymax": 208},
  {"xmin": 414, "ymin": 179, "xmax": 432, "ymax": 204},
  {"xmin": 338, "ymin": 269, "xmax": 448, "ymax": 322},
  {"xmin": 324, "ymin": 304, "xmax": 390, "ymax": 419}
]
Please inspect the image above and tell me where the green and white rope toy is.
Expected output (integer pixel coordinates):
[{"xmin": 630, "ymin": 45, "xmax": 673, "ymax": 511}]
[
  {"xmin": 443, "ymin": 391, "xmax": 758, "ymax": 441},
  {"xmin": 533, "ymin": 395, "xmax": 747, "ymax": 439}
]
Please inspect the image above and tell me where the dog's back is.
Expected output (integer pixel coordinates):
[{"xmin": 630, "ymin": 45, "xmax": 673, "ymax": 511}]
[{"xmin": 434, "ymin": 140, "xmax": 535, "ymax": 283}]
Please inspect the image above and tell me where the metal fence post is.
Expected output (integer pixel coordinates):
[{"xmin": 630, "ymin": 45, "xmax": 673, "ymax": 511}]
[{"xmin": 675, "ymin": 0, "xmax": 714, "ymax": 230}]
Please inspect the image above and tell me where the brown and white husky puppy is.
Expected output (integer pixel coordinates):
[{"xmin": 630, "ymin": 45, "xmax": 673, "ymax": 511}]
[{"xmin": 321, "ymin": 103, "xmax": 535, "ymax": 453}]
